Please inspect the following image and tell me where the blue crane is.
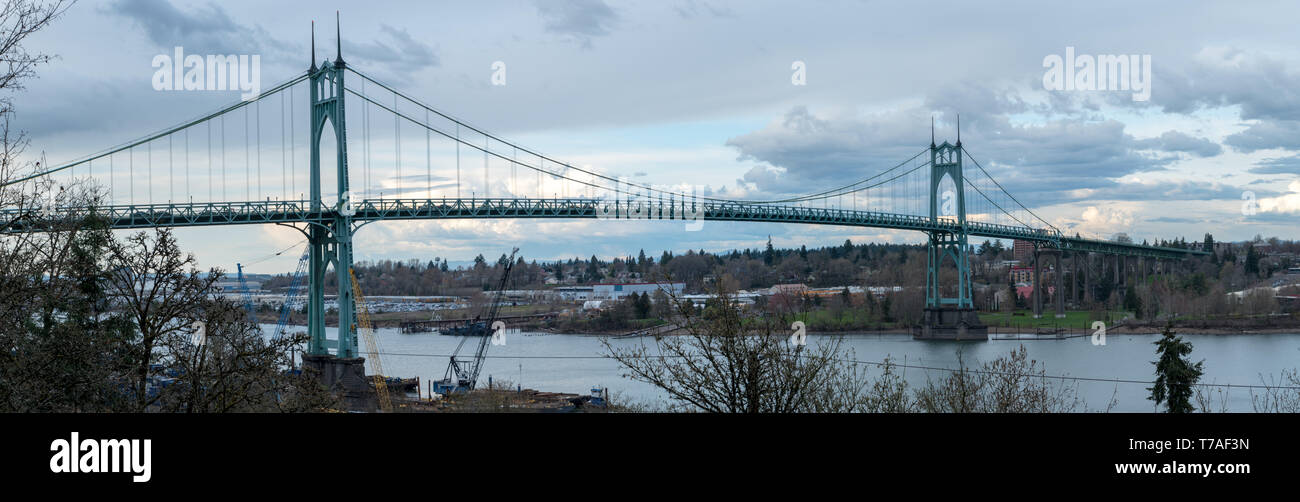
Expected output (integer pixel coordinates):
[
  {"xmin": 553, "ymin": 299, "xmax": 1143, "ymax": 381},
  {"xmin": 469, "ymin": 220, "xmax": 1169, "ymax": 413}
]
[
  {"xmin": 272, "ymin": 251, "xmax": 311, "ymax": 342},
  {"xmin": 235, "ymin": 263, "xmax": 258, "ymax": 323},
  {"xmin": 433, "ymin": 247, "xmax": 519, "ymax": 395}
]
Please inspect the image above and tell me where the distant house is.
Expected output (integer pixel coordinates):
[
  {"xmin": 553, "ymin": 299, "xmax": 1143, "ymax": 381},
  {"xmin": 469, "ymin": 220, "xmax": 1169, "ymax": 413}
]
[{"xmin": 1009, "ymin": 266, "xmax": 1034, "ymax": 285}]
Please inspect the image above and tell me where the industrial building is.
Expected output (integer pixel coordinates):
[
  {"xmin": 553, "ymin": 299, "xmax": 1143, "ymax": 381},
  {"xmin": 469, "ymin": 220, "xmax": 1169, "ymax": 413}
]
[{"xmin": 592, "ymin": 282, "xmax": 685, "ymax": 300}]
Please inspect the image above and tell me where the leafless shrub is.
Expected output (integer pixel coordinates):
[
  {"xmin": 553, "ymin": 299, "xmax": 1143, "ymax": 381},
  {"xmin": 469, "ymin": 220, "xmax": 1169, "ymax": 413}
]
[
  {"xmin": 1193, "ymin": 381, "xmax": 1231, "ymax": 413},
  {"xmin": 602, "ymin": 285, "xmax": 875, "ymax": 413},
  {"xmin": 915, "ymin": 346, "xmax": 1083, "ymax": 413},
  {"xmin": 1250, "ymin": 369, "xmax": 1300, "ymax": 413}
]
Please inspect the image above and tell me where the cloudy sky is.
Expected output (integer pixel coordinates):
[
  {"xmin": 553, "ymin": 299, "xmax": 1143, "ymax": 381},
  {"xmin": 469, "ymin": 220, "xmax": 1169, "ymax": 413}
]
[{"xmin": 12, "ymin": 0, "xmax": 1300, "ymax": 273}]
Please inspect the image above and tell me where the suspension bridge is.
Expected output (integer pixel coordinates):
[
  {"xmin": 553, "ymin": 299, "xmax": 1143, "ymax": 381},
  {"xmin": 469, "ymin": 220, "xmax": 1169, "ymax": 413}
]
[{"xmin": 1, "ymin": 26, "xmax": 1206, "ymax": 386}]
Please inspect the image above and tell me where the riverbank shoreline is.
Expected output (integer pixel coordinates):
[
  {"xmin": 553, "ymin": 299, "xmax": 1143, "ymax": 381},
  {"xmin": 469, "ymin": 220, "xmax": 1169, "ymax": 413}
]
[
  {"xmin": 282, "ymin": 324, "xmax": 1298, "ymax": 337},
  {"xmin": 269, "ymin": 315, "xmax": 1300, "ymax": 337}
]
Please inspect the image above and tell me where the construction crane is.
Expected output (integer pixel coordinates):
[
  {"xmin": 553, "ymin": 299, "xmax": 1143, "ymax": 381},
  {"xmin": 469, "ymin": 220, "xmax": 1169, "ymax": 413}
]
[
  {"xmin": 350, "ymin": 268, "xmax": 392, "ymax": 412},
  {"xmin": 433, "ymin": 247, "xmax": 519, "ymax": 395},
  {"xmin": 271, "ymin": 251, "xmax": 311, "ymax": 341},
  {"xmin": 235, "ymin": 263, "xmax": 258, "ymax": 322}
]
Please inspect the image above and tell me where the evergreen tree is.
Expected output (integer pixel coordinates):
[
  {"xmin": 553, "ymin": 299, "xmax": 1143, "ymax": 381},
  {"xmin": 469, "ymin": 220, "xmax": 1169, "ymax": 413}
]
[
  {"xmin": 634, "ymin": 292, "xmax": 652, "ymax": 319},
  {"xmin": 586, "ymin": 255, "xmax": 603, "ymax": 281},
  {"xmin": 1245, "ymin": 245, "xmax": 1260, "ymax": 276},
  {"xmin": 1148, "ymin": 324, "xmax": 1204, "ymax": 413},
  {"xmin": 1123, "ymin": 283, "xmax": 1142, "ymax": 318}
]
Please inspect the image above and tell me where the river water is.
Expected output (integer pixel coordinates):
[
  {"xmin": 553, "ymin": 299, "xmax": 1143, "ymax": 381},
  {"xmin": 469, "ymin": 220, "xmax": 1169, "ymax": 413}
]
[{"xmin": 267, "ymin": 324, "xmax": 1300, "ymax": 412}]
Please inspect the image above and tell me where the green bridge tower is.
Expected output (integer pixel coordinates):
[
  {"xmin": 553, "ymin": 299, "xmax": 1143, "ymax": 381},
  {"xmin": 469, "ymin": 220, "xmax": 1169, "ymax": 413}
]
[
  {"xmin": 915, "ymin": 131, "xmax": 988, "ymax": 340},
  {"xmin": 300, "ymin": 20, "xmax": 369, "ymax": 405}
]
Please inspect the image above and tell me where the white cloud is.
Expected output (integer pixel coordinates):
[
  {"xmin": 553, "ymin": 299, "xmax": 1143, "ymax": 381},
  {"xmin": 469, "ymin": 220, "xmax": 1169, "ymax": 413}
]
[
  {"xmin": 16, "ymin": 0, "xmax": 1300, "ymax": 270},
  {"xmin": 1055, "ymin": 205, "xmax": 1136, "ymax": 239},
  {"xmin": 1258, "ymin": 179, "xmax": 1300, "ymax": 214}
]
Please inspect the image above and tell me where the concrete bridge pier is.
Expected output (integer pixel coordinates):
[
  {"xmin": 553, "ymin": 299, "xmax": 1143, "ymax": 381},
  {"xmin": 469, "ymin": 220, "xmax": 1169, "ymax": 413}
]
[
  {"xmin": 1032, "ymin": 246, "xmax": 1044, "ymax": 318},
  {"xmin": 1052, "ymin": 250, "xmax": 1065, "ymax": 318},
  {"xmin": 1114, "ymin": 255, "xmax": 1127, "ymax": 304},
  {"xmin": 301, "ymin": 354, "xmax": 377, "ymax": 412},
  {"xmin": 1031, "ymin": 248, "xmax": 1064, "ymax": 319},
  {"xmin": 1030, "ymin": 247, "xmax": 1064, "ymax": 318},
  {"xmin": 1082, "ymin": 252, "xmax": 1092, "ymax": 304},
  {"xmin": 1070, "ymin": 252, "xmax": 1078, "ymax": 308}
]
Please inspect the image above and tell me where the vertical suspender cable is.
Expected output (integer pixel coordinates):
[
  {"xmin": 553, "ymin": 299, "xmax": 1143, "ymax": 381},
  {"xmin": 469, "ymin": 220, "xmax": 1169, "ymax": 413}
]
[
  {"xmin": 362, "ymin": 79, "xmax": 368, "ymax": 200},
  {"xmin": 245, "ymin": 106, "xmax": 250, "ymax": 201},
  {"xmin": 257, "ymin": 100, "xmax": 262, "ymax": 200},
  {"xmin": 207, "ymin": 121, "xmax": 212, "ymax": 203},
  {"xmin": 425, "ymin": 108, "xmax": 431, "ymax": 199},
  {"xmin": 222, "ymin": 114, "xmax": 227, "ymax": 202},
  {"xmin": 281, "ymin": 90, "xmax": 286, "ymax": 200},
  {"xmin": 290, "ymin": 84, "xmax": 296, "ymax": 200},
  {"xmin": 395, "ymin": 92, "xmax": 400, "ymax": 198},
  {"xmin": 455, "ymin": 124, "xmax": 460, "ymax": 198},
  {"xmin": 168, "ymin": 134, "xmax": 173, "ymax": 202}
]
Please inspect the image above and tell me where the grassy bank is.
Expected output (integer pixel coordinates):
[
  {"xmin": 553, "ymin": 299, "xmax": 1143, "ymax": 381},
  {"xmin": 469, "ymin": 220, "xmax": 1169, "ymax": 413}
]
[{"xmin": 980, "ymin": 309, "xmax": 1129, "ymax": 330}]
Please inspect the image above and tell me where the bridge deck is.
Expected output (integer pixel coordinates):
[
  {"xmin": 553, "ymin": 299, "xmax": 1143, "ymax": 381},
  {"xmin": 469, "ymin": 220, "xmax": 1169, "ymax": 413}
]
[{"xmin": 1, "ymin": 198, "xmax": 1205, "ymax": 259}]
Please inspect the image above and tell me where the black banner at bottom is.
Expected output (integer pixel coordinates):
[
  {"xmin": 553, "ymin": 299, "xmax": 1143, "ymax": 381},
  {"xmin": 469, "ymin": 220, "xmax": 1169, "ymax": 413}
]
[{"xmin": 2, "ymin": 413, "xmax": 1289, "ymax": 492}]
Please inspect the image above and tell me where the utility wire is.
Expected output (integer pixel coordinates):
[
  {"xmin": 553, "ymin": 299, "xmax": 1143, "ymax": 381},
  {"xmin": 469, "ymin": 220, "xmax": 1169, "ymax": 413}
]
[{"xmin": 242, "ymin": 239, "xmax": 308, "ymax": 266}]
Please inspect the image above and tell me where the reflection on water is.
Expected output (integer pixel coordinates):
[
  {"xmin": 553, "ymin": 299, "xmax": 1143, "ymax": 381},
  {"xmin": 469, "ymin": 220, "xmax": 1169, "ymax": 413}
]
[{"xmin": 265, "ymin": 324, "xmax": 1300, "ymax": 412}]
